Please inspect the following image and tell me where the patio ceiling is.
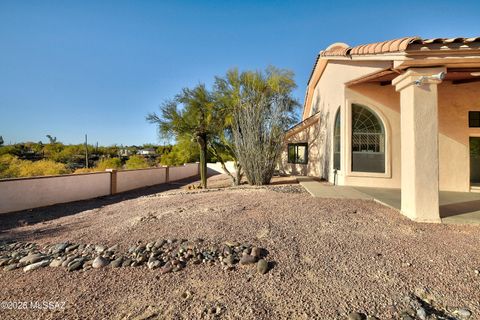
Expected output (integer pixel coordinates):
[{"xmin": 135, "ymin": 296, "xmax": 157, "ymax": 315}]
[{"xmin": 345, "ymin": 67, "xmax": 480, "ymax": 87}]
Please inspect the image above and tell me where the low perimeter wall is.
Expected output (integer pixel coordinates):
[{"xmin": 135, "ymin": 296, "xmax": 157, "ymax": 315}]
[
  {"xmin": 207, "ymin": 161, "xmax": 236, "ymax": 175},
  {"xmin": 0, "ymin": 163, "xmax": 199, "ymax": 214}
]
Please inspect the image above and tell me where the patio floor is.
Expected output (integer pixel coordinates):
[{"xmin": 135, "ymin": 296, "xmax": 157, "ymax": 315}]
[{"xmin": 298, "ymin": 177, "xmax": 480, "ymax": 224}]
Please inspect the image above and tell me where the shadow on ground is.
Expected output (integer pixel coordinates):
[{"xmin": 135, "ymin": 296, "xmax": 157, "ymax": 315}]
[{"xmin": 0, "ymin": 175, "xmax": 201, "ymax": 235}]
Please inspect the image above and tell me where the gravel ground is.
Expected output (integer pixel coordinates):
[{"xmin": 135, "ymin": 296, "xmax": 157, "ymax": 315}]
[{"xmin": 0, "ymin": 174, "xmax": 479, "ymax": 319}]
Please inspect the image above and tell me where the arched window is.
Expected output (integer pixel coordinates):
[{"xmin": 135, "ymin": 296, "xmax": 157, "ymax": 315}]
[
  {"xmin": 351, "ymin": 104, "xmax": 385, "ymax": 173},
  {"xmin": 333, "ymin": 108, "xmax": 341, "ymax": 170}
]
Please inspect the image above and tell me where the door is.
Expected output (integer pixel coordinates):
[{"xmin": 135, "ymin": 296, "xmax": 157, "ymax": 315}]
[{"xmin": 470, "ymin": 137, "xmax": 480, "ymax": 186}]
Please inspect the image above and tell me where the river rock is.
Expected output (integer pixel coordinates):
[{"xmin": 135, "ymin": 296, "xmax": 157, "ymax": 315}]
[
  {"xmin": 4, "ymin": 263, "xmax": 19, "ymax": 271},
  {"xmin": 251, "ymin": 247, "xmax": 261, "ymax": 258},
  {"xmin": 147, "ymin": 259, "xmax": 161, "ymax": 269},
  {"xmin": 240, "ymin": 255, "xmax": 256, "ymax": 265},
  {"xmin": 454, "ymin": 308, "xmax": 472, "ymax": 319},
  {"xmin": 257, "ymin": 259, "xmax": 268, "ymax": 274},
  {"xmin": 67, "ymin": 261, "xmax": 83, "ymax": 272},
  {"xmin": 110, "ymin": 257, "xmax": 123, "ymax": 268},
  {"xmin": 92, "ymin": 256, "xmax": 109, "ymax": 268},
  {"xmin": 23, "ymin": 259, "xmax": 50, "ymax": 272},
  {"xmin": 348, "ymin": 312, "xmax": 366, "ymax": 320},
  {"xmin": 19, "ymin": 253, "xmax": 45, "ymax": 265},
  {"xmin": 49, "ymin": 258, "xmax": 63, "ymax": 267}
]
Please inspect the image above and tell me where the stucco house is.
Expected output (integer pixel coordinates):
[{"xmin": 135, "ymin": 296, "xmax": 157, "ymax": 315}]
[{"xmin": 280, "ymin": 36, "xmax": 480, "ymax": 222}]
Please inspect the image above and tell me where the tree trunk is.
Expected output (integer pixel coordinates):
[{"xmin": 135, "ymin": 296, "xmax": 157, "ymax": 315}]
[
  {"xmin": 234, "ymin": 160, "xmax": 242, "ymax": 186},
  {"xmin": 197, "ymin": 134, "xmax": 208, "ymax": 188}
]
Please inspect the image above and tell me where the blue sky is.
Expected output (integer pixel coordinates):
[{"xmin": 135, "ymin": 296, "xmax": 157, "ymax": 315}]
[{"xmin": 1, "ymin": 0, "xmax": 479, "ymax": 146}]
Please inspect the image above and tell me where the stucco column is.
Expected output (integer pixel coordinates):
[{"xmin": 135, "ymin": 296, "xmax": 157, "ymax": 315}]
[{"xmin": 392, "ymin": 67, "xmax": 446, "ymax": 223}]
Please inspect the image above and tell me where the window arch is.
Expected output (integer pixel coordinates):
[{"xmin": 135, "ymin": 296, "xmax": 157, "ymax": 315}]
[
  {"xmin": 351, "ymin": 104, "xmax": 385, "ymax": 173},
  {"xmin": 333, "ymin": 108, "xmax": 341, "ymax": 170}
]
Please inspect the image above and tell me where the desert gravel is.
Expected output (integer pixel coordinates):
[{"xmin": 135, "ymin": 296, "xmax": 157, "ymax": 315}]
[{"xmin": 0, "ymin": 175, "xmax": 479, "ymax": 319}]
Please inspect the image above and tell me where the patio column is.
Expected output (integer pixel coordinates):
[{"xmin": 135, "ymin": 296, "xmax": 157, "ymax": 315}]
[{"xmin": 392, "ymin": 67, "xmax": 446, "ymax": 222}]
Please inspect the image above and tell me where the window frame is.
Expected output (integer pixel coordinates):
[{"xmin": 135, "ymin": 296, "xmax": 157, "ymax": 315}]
[{"xmin": 287, "ymin": 143, "xmax": 308, "ymax": 164}]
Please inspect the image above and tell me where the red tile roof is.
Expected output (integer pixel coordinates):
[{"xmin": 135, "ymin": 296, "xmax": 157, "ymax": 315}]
[{"xmin": 320, "ymin": 36, "xmax": 480, "ymax": 57}]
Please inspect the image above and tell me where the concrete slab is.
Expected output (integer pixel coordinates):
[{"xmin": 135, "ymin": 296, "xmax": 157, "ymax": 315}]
[
  {"xmin": 297, "ymin": 177, "xmax": 372, "ymax": 200},
  {"xmin": 298, "ymin": 178, "xmax": 480, "ymax": 225}
]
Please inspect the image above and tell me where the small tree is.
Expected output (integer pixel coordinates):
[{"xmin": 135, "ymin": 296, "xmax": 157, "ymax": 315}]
[
  {"xmin": 229, "ymin": 67, "xmax": 299, "ymax": 185},
  {"xmin": 0, "ymin": 136, "xmax": 4, "ymax": 147},
  {"xmin": 147, "ymin": 84, "xmax": 218, "ymax": 188}
]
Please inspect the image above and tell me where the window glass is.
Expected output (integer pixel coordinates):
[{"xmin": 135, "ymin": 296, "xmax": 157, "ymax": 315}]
[
  {"xmin": 469, "ymin": 111, "xmax": 480, "ymax": 128},
  {"xmin": 287, "ymin": 143, "xmax": 308, "ymax": 164},
  {"xmin": 351, "ymin": 104, "xmax": 385, "ymax": 173},
  {"xmin": 333, "ymin": 109, "xmax": 341, "ymax": 170}
]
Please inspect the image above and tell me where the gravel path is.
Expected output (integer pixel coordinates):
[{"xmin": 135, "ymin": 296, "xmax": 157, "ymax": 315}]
[{"xmin": 0, "ymin": 175, "xmax": 479, "ymax": 319}]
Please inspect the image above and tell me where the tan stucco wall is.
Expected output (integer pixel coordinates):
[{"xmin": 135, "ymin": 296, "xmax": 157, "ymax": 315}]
[
  {"xmin": 0, "ymin": 164, "xmax": 200, "ymax": 214},
  {"xmin": 0, "ymin": 172, "xmax": 111, "ymax": 214},
  {"xmin": 342, "ymin": 81, "xmax": 480, "ymax": 192},
  {"xmin": 279, "ymin": 120, "xmax": 322, "ymax": 177},
  {"xmin": 291, "ymin": 59, "xmax": 480, "ymax": 192},
  {"xmin": 169, "ymin": 163, "xmax": 199, "ymax": 181},
  {"xmin": 438, "ymin": 81, "xmax": 480, "ymax": 191},
  {"xmin": 116, "ymin": 167, "xmax": 167, "ymax": 193},
  {"xmin": 284, "ymin": 61, "xmax": 392, "ymax": 180}
]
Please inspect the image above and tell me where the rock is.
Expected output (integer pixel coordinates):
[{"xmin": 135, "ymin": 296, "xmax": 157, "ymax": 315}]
[
  {"xmin": 92, "ymin": 256, "xmax": 109, "ymax": 269},
  {"xmin": 240, "ymin": 255, "xmax": 256, "ymax": 265},
  {"xmin": 122, "ymin": 258, "xmax": 132, "ymax": 267},
  {"xmin": 160, "ymin": 262, "xmax": 173, "ymax": 274},
  {"xmin": 95, "ymin": 245, "xmax": 106, "ymax": 253},
  {"xmin": 257, "ymin": 259, "xmax": 269, "ymax": 274},
  {"xmin": 49, "ymin": 258, "xmax": 63, "ymax": 267},
  {"xmin": 416, "ymin": 307, "xmax": 427, "ymax": 320},
  {"xmin": 67, "ymin": 261, "xmax": 83, "ymax": 272},
  {"xmin": 251, "ymin": 247, "xmax": 261, "ymax": 258},
  {"xmin": 4, "ymin": 263, "xmax": 19, "ymax": 271},
  {"xmin": 454, "ymin": 308, "xmax": 472, "ymax": 319},
  {"xmin": 53, "ymin": 243, "xmax": 68, "ymax": 253},
  {"xmin": 62, "ymin": 257, "xmax": 74, "ymax": 267},
  {"xmin": 23, "ymin": 259, "xmax": 50, "ymax": 272},
  {"xmin": 223, "ymin": 255, "xmax": 235, "ymax": 265},
  {"xmin": 110, "ymin": 257, "xmax": 123, "ymax": 268},
  {"xmin": 225, "ymin": 241, "xmax": 238, "ymax": 247},
  {"xmin": 19, "ymin": 253, "xmax": 45, "ymax": 265},
  {"xmin": 348, "ymin": 312, "xmax": 366, "ymax": 320},
  {"xmin": 0, "ymin": 258, "xmax": 9, "ymax": 267},
  {"xmin": 147, "ymin": 259, "xmax": 161, "ymax": 269},
  {"xmin": 65, "ymin": 244, "xmax": 79, "ymax": 253},
  {"xmin": 106, "ymin": 244, "xmax": 118, "ymax": 252}
]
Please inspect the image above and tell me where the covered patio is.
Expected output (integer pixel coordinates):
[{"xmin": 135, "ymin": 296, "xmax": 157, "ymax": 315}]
[{"xmin": 298, "ymin": 177, "xmax": 480, "ymax": 224}]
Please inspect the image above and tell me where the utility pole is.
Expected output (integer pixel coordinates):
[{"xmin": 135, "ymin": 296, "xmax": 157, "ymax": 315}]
[{"xmin": 85, "ymin": 134, "xmax": 89, "ymax": 168}]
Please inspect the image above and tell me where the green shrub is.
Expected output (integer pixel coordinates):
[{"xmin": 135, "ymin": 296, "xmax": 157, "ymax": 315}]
[
  {"xmin": 0, "ymin": 155, "xmax": 69, "ymax": 178},
  {"xmin": 95, "ymin": 157, "xmax": 122, "ymax": 170},
  {"xmin": 125, "ymin": 155, "xmax": 149, "ymax": 170}
]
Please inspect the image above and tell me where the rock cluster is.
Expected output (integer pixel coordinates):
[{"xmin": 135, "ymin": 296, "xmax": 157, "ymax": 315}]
[{"xmin": 0, "ymin": 240, "xmax": 270, "ymax": 275}]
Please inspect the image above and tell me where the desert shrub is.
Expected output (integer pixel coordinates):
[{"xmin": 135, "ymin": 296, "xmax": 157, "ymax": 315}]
[
  {"xmin": 18, "ymin": 159, "xmax": 69, "ymax": 177},
  {"xmin": 0, "ymin": 155, "xmax": 69, "ymax": 178},
  {"xmin": 125, "ymin": 155, "xmax": 149, "ymax": 169},
  {"xmin": 95, "ymin": 157, "xmax": 122, "ymax": 170},
  {"xmin": 73, "ymin": 168, "xmax": 95, "ymax": 174}
]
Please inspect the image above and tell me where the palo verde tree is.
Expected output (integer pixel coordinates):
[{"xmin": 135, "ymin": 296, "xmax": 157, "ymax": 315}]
[
  {"xmin": 146, "ymin": 84, "xmax": 218, "ymax": 188},
  {"xmin": 226, "ymin": 67, "xmax": 299, "ymax": 185}
]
